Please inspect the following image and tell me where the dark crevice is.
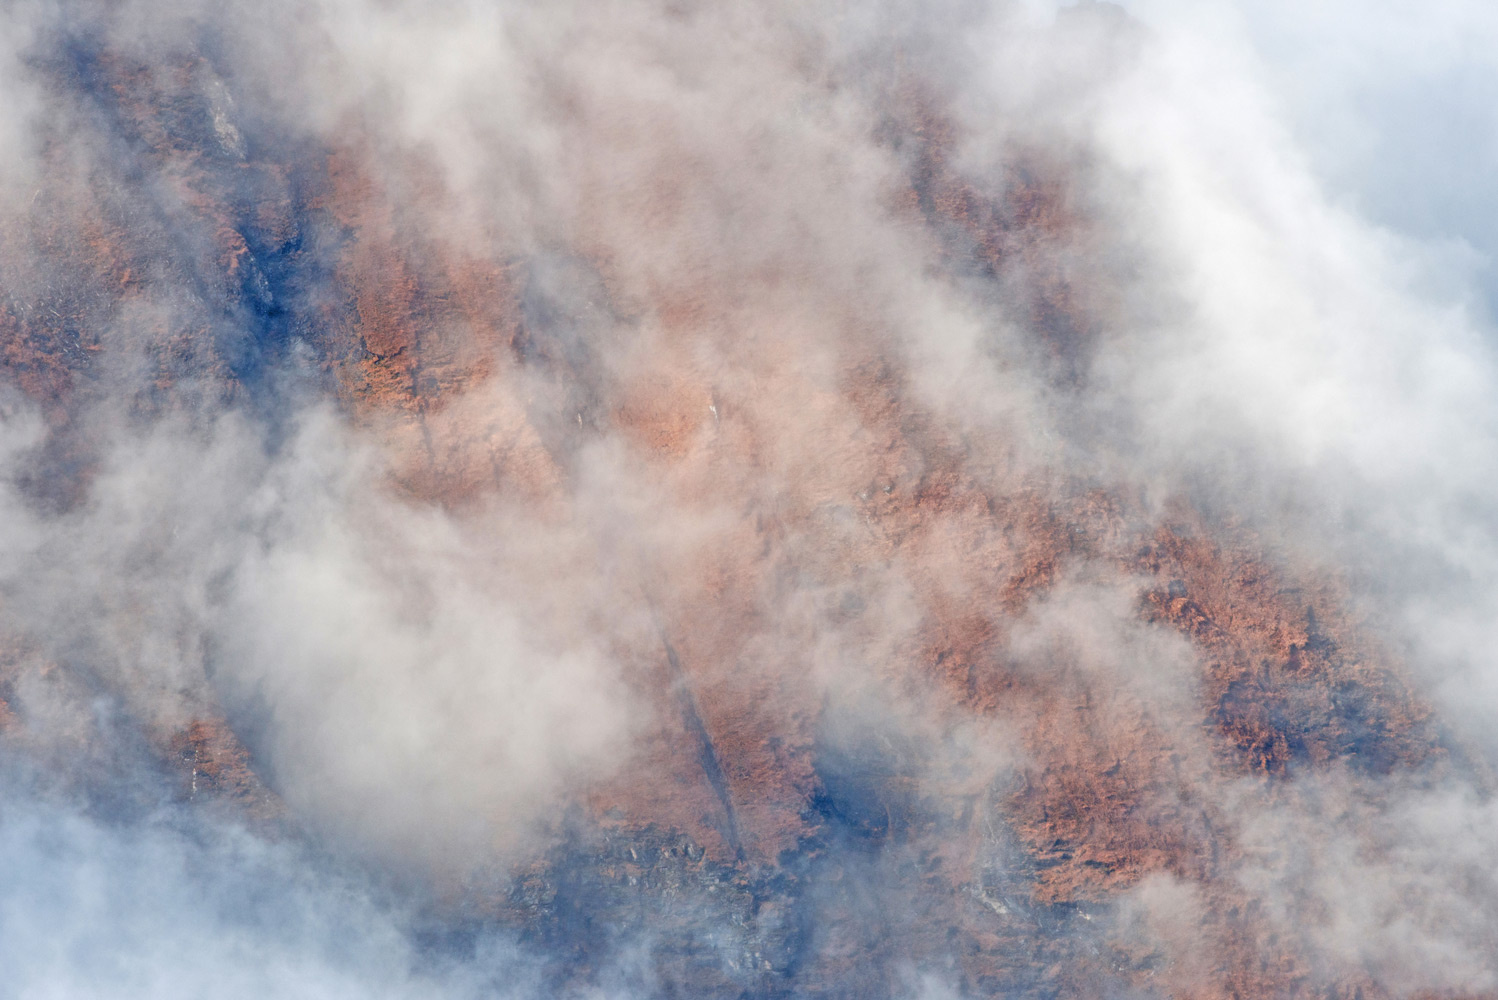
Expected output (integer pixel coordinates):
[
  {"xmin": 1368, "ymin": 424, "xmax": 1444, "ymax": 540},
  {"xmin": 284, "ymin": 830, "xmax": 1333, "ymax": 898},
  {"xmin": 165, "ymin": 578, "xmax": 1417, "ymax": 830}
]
[{"xmin": 662, "ymin": 637, "xmax": 745, "ymax": 863}]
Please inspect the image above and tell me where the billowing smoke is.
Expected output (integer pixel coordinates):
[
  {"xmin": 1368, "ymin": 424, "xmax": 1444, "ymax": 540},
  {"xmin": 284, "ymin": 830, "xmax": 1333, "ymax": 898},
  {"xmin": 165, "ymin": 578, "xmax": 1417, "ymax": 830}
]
[{"xmin": 0, "ymin": 0, "xmax": 1495, "ymax": 996}]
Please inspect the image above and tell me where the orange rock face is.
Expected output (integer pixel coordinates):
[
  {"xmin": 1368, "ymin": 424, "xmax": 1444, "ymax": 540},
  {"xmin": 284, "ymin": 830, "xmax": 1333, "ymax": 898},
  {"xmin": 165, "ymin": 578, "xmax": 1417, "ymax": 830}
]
[{"xmin": 0, "ymin": 9, "xmax": 1486, "ymax": 1000}]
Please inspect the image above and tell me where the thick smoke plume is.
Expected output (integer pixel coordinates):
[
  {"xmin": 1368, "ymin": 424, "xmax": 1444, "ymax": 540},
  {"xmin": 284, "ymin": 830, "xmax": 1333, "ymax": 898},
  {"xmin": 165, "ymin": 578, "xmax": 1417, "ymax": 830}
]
[{"xmin": 0, "ymin": 0, "xmax": 1496, "ymax": 996}]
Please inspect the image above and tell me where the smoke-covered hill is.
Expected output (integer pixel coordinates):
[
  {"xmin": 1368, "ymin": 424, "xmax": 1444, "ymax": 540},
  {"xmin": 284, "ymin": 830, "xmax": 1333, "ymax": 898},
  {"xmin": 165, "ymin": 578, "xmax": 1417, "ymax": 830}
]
[{"xmin": 1, "ymin": 2, "xmax": 1497, "ymax": 997}]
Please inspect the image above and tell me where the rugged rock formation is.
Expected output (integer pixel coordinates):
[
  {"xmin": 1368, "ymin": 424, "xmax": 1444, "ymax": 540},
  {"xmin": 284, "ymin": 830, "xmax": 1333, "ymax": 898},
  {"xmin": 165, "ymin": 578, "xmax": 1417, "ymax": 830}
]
[{"xmin": 0, "ymin": 6, "xmax": 1485, "ymax": 999}]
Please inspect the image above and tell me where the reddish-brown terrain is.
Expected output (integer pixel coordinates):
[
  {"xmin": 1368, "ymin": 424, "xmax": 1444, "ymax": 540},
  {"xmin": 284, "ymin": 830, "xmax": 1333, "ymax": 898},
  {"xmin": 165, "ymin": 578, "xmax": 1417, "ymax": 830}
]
[{"xmin": 0, "ymin": 8, "xmax": 1487, "ymax": 999}]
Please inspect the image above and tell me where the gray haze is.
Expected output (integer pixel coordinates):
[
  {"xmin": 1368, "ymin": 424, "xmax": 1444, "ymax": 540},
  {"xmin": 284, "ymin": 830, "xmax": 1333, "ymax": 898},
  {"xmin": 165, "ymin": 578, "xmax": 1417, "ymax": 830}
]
[{"xmin": 0, "ymin": 0, "xmax": 1494, "ymax": 996}]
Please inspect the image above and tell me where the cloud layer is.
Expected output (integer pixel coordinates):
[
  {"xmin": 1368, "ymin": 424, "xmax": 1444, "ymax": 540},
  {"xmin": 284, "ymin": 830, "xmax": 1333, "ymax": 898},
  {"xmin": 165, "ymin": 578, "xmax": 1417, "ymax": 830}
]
[{"xmin": 0, "ymin": 0, "xmax": 1495, "ymax": 996}]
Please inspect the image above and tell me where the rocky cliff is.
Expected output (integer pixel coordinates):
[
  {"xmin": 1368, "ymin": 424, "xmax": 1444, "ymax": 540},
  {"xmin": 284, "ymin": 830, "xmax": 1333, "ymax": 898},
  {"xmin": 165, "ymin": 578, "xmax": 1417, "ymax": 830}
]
[{"xmin": 0, "ymin": 3, "xmax": 1492, "ymax": 998}]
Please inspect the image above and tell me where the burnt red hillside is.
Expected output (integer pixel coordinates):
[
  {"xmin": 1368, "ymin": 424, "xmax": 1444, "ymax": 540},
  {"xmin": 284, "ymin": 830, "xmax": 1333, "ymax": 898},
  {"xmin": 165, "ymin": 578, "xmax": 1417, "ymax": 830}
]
[{"xmin": 0, "ymin": 4, "xmax": 1492, "ymax": 999}]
